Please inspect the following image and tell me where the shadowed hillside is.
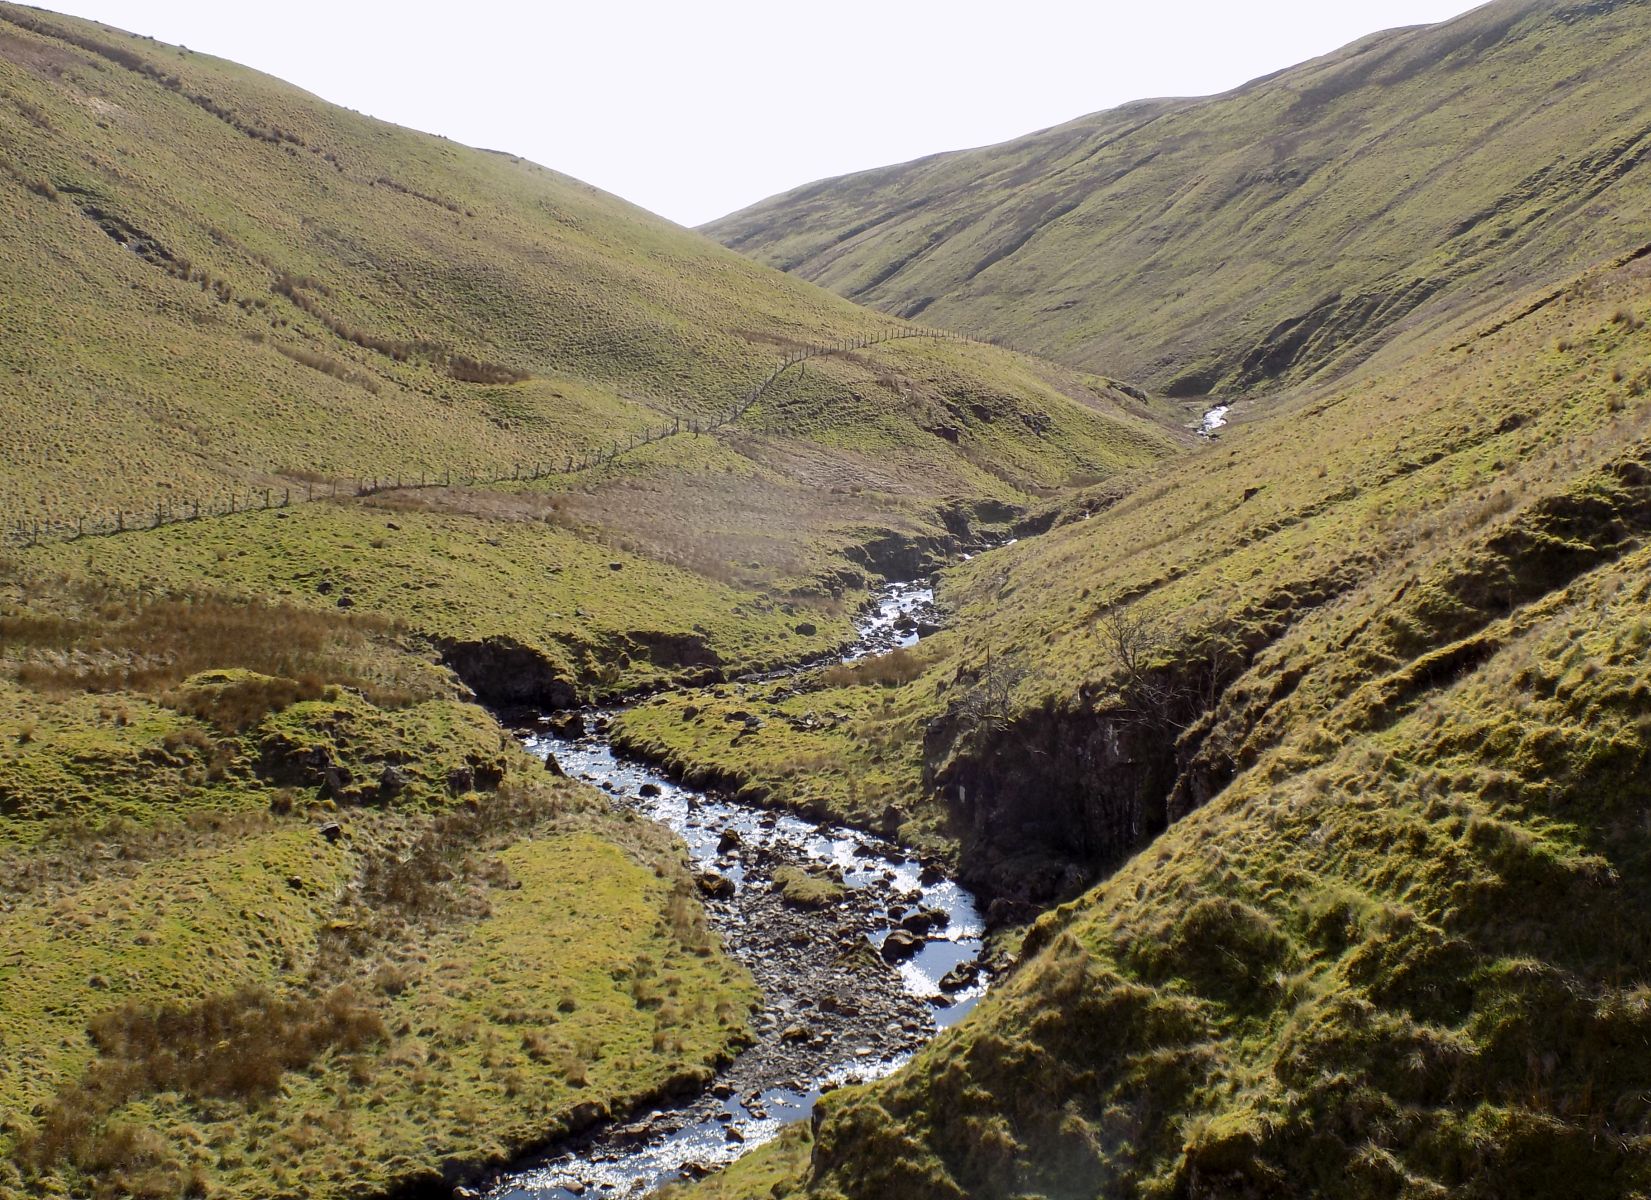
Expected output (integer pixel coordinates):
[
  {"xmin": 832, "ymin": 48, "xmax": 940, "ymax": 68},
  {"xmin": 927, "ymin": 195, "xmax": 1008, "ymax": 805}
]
[{"xmin": 706, "ymin": 0, "xmax": 1651, "ymax": 400}]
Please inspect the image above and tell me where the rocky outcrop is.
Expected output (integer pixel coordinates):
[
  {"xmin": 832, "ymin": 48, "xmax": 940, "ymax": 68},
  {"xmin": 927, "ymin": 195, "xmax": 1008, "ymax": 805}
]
[
  {"xmin": 928, "ymin": 700, "xmax": 1180, "ymax": 908},
  {"xmin": 439, "ymin": 636, "xmax": 578, "ymax": 709},
  {"xmin": 844, "ymin": 533, "xmax": 956, "ymax": 580},
  {"xmin": 626, "ymin": 630, "xmax": 723, "ymax": 670}
]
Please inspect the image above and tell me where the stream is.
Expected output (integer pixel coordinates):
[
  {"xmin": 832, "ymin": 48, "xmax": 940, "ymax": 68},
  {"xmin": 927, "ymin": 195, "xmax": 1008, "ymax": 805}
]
[{"xmin": 488, "ymin": 580, "xmax": 987, "ymax": 1199}]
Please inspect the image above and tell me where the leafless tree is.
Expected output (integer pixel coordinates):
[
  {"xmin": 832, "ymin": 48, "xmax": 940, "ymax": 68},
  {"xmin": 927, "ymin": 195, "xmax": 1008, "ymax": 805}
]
[
  {"xmin": 1094, "ymin": 604, "xmax": 1231, "ymax": 733},
  {"xmin": 956, "ymin": 644, "xmax": 1028, "ymax": 747}
]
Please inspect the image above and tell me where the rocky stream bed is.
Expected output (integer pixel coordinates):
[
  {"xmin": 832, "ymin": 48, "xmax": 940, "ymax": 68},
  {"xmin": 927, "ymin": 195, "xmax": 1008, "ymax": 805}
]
[{"xmin": 485, "ymin": 580, "xmax": 986, "ymax": 1199}]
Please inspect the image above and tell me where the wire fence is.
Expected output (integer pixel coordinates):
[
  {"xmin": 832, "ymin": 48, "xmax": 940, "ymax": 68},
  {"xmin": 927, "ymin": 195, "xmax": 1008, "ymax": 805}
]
[{"xmin": 1, "ymin": 325, "xmax": 983, "ymax": 550}]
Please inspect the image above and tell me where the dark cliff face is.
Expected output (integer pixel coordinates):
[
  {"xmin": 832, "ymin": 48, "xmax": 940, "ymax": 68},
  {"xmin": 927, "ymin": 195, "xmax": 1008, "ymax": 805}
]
[
  {"xmin": 928, "ymin": 701, "xmax": 1180, "ymax": 909},
  {"xmin": 440, "ymin": 637, "xmax": 579, "ymax": 710}
]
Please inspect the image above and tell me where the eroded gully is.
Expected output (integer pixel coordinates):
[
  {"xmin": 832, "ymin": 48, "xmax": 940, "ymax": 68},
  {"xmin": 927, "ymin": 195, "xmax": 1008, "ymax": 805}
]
[{"xmin": 486, "ymin": 580, "xmax": 988, "ymax": 1200}]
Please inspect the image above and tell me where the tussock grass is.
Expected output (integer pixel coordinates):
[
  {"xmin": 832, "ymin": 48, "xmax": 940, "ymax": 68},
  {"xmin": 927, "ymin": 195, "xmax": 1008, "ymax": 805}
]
[{"xmin": 0, "ymin": 559, "xmax": 756, "ymax": 1200}]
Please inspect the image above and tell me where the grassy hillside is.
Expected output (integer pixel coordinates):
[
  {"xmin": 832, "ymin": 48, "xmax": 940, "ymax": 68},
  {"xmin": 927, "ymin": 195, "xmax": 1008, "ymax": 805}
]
[
  {"xmin": 0, "ymin": 1, "xmax": 1169, "ymax": 531},
  {"xmin": 706, "ymin": 0, "xmax": 1651, "ymax": 400},
  {"xmin": 0, "ymin": 0, "xmax": 1178, "ymax": 707},
  {"xmin": 663, "ymin": 237, "xmax": 1651, "ymax": 1197}
]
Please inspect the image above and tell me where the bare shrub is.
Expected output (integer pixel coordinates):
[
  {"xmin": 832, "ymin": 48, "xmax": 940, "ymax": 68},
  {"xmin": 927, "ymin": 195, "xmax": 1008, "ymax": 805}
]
[
  {"xmin": 1094, "ymin": 605, "xmax": 1235, "ymax": 733},
  {"xmin": 954, "ymin": 648, "xmax": 1029, "ymax": 747}
]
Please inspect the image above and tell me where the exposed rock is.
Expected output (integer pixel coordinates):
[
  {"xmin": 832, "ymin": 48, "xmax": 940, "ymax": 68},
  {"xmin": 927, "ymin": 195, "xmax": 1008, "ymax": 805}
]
[
  {"xmin": 716, "ymin": 828, "xmax": 742, "ymax": 854},
  {"xmin": 378, "ymin": 765, "xmax": 407, "ymax": 799},
  {"xmin": 696, "ymin": 872, "xmax": 735, "ymax": 900},
  {"xmin": 881, "ymin": 930, "xmax": 923, "ymax": 961},
  {"xmin": 628, "ymin": 630, "xmax": 723, "ymax": 670},
  {"xmin": 322, "ymin": 763, "xmax": 353, "ymax": 799},
  {"xmin": 898, "ymin": 910, "xmax": 932, "ymax": 936},
  {"xmin": 638, "ymin": 782, "xmax": 661, "ymax": 798},
  {"xmin": 543, "ymin": 753, "xmax": 565, "ymax": 778},
  {"xmin": 794, "ymin": 622, "xmax": 818, "ymax": 636},
  {"xmin": 545, "ymin": 710, "xmax": 586, "ymax": 738},
  {"xmin": 440, "ymin": 636, "xmax": 578, "ymax": 709},
  {"xmin": 939, "ymin": 961, "xmax": 981, "ymax": 993},
  {"xmin": 317, "ymin": 821, "xmax": 343, "ymax": 844},
  {"xmin": 446, "ymin": 766, "xmax": 474, "ymax": 795}
]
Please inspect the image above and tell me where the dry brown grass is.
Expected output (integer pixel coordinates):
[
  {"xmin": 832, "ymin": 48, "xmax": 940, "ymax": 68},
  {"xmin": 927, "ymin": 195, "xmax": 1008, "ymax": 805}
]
[
  {"xmin": 22, "ymin": 986, "xmax": 384, "ymax": 1173},
  {"xmin": 1, "ymin": 577, "xmax": 424, "ymax": 705},
  {"xmin": 820, "ymin": 647, "xmax": 928, "ymax": 688},
  {"xmin": 166, "ymin": 671, "xmax": 329, "ymax": 732}
]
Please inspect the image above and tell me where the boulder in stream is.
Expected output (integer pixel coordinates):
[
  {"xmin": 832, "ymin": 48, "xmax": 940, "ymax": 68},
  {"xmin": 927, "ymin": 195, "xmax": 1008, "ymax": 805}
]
[
  {"xmin": 881, "ymin": 930, "xmax": 923, "ymax": 962},
  {"xmin": 696, "ymin": 871, "xmax": 736, "ymax": 900}
]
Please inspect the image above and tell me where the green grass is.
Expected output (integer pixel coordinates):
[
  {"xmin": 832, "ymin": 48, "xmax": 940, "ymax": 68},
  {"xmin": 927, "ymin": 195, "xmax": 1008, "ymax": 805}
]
[
  {"xmin": 12, "ymin": 3, "xmax": 1651, "ymax": 1198},
  {"xmin": 23, "ymin": 499, "xmax": 852, "ymax": 696},
  {"xmin": 0, "ymin": 3, "xmax": 1173, "ymax": 527},
  {"xmin": 799, "ymin": 540, "xmax": 1651, "ymax": 1199},
  {"xmin": 707, "ymin": 0, "xmax": 1651, "ymax": 402},
  {"xmin": 660, "ymin": 1125, "xmax": 814, "ymax": 1200},
  {"xmin": 610, "ymin": 646, "xmax": 955, "ymax": 855},
  {"xmin": 0, "ymin": 563, "xmax": 757, "ymax": 1200}
]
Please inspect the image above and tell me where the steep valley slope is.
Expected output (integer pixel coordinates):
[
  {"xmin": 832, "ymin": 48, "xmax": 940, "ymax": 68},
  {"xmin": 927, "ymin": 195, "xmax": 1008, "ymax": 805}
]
[
  {"xmin": 706, "ymin": 0, "xmax": 1651, "ymax": 401},
  {"xmin": 8, "ymin": 2, "xmax": 1651, "ymax": 1199},
  {"xmin": 663, "ymin": 199, "xmax": 1651, "ymax": 1198}
]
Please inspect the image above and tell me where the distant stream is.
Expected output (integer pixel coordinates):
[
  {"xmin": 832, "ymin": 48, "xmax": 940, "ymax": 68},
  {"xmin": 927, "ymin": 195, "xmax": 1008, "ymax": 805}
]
[{"xmin": 488, "ymin": 580, "xmax": 987, "ymax": 1199}]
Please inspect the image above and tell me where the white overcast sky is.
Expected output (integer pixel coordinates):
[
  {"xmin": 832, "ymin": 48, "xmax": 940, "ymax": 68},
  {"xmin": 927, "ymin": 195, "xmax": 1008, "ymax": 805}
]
[{"xmin": 54, "ymin": 1, "xmax": 1482, "ymax": 226}]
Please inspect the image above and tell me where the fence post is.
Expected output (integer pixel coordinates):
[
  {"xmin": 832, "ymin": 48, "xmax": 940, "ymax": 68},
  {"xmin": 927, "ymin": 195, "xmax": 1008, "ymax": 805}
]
[{"xmin": 116, "ymin": 511, "xmax": 124, "ymax": 532}]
